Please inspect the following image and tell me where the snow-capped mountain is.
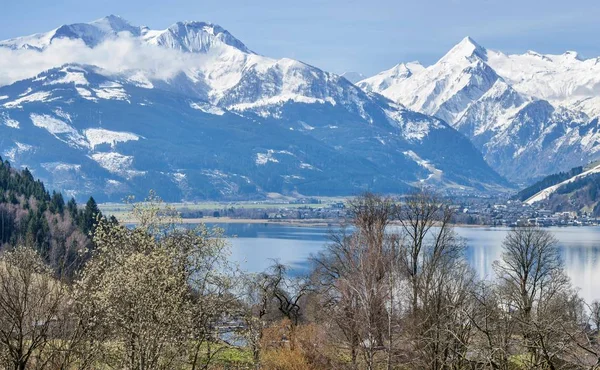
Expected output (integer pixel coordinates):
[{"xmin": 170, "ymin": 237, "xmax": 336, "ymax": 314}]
[
  {"xmin": 0, "ymin": 16, "xmax": 508, "ymax": 201},
  {"xmin": 358, "ymin": 62, "xmax": 424, "ymax": 94},
  {"xmin": 359, "ymin": 37, "xmax": 600, "ymax": 183}
]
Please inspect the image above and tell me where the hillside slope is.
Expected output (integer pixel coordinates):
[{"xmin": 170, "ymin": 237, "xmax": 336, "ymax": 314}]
[{"xmin": 0, "ymin": 156, "xmax": 101, "ymax": 276}]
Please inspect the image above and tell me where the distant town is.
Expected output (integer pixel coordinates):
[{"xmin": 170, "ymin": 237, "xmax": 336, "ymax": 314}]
[{"xmin": 122, "ymin": 195, "xmax": 600, "ymax": 227}]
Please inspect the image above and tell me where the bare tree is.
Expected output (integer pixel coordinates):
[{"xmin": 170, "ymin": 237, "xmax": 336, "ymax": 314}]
[
  {"xmin": 313, "ymin": 193, "xmax": 399, "ymax": 369},
  {"xmin": 494, "ymin": 226, "xmax": 573, "ymax": 369},
  {"xmin": 467, "ymin": 281, "xmax": 516, "ymax": 369},
  {"xmin": 562, "ymin": 299, "xmax": 600, "ymax": 369},
  {"xmin": 390, "ymin": 191, "xmax": 476, "ymax": 368},
  {"xmin": 0, "ymin": 246, "xmax": 67, "ymax": 370},
  {"xmin": 398, "ymin": 191, "xmax": 459, "ymax": 315},
  {"xmin": 240, "ymin": 270, "xmax": 275, "ymax": 369}
]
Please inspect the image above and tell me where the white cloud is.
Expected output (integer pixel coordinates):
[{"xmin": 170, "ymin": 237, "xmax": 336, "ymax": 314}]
[{"xmin": 0, "ymin": 33, "xmax": 200, "ymax": 86}]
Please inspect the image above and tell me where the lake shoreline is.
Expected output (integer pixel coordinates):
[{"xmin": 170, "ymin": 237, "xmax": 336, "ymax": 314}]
[{"xmin": 118, "ymin": 216, "xmax": 508, "ymax": 228}]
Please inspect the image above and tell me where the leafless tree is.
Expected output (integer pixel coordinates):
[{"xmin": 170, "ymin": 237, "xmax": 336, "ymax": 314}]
[
  {"xmin": 467, "ymin": 281, "xmax": 516, "ymax": 369},
  {"xmin": 391, "ymin": 191, "xmax": 476, "ymax": 368},
  {"xmin": 313, "ymin": 193, "xmax": 399, "ymax": 369},
  {"xmin": 494, "ymin": 226, "xmax": 574, "ymax": 369},
  {"xmin": 0, "ymin": 246, "xmax": 67, "ymax": 370},
  {"xmin": 398, "ymin": 191, "xmax": 459, "ymax": 314}
]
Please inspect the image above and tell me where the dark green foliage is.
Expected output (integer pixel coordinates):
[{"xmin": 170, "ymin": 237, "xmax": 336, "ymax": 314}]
[
  {"xmin": 555, "ymin": 173, "xmax": 600, "ymax": 196},
  {"xmin": 541, "ymin": 173, "xmax": 600, "ymax": 216},
  {"xmin": 67, "ymin": 197, "xmax": 78, "ymax": 219},
  {"xmin": 0, "ymin": 208, "xmax": 14, "ymax": 244},
  {"xmin": 514, "ymin": 166, "xmax": 584, "ymax": 201},
  {"xmin": 0, "ymin": 155, "xmax": 108, "ymax": 277},
  {"xmin": 49, "ymin": 191, "xmax": 65, "ymax": 214}
]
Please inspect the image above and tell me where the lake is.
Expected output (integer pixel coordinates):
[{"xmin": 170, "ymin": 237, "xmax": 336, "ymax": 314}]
[{"xmin": 207, "ymin": 223, "xmax": 600, "ymax": 303}]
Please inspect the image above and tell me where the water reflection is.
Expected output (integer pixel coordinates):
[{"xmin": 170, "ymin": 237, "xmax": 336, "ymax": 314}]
[{"xmin": 207, "ymin": 223, "xmax": 600, "ymax": 302}]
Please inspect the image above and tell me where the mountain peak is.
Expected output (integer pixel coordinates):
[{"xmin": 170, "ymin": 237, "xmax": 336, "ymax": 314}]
[
  {"xmin": 393, "ymin": 61, "xmax": 424, "ymax": 73},
  {"xmin": 442, "ymin": 36, "xmax": 487, "ymax": 62},
  {"xmin": 563, "ymin": 50, "xmax": 582, "ymax": 61},
  {"xmin": 155, "ymin": 21, "xmax": 252, "ymax": 53},
  {"xmin": 89, "ymin": 15, "xmax": 139, "ymax": 35},
  {"xmin": 93, "ymin": 14, "xmax": 128, "ymax": 24}
]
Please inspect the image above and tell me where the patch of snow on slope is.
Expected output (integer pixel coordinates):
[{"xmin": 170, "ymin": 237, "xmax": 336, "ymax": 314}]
[
  {"xmin": 30, "ymin": 113, "xmax": 88, "ymax": 148},
  {"xmin": 92, "ymin": 83, "xmax": 129, "ymax": 101},
  {"xmin": 404, "ymin": 150, "xmax": 443, "ymax": 182},
  {"xmin": 91, "ymin": 152, "xmax": 145, "ymax": 178},
  {"xmin": 2, "ymin": 142, "xmax": 33, "ymax": 162},
  {"xmin": 46, "ymin": 69, "xmax": 88, "ymax": 86},
  {"xmin": 299, "ymin": 121, "xmax": 314, "ymax": 131},
  {"xmin": 255, "ymin": 150, "xmax": 294, "ymax": 165},
  {"xmin": 526, "ymin": 163, "xmax": 600, "ymax": 204},
  {"xmin": 41, "ymin": 162, "xmax": 81, "ymax": 172},
  {"xmin": 173, "ymin": 172, "xmax": 186, "ymax": 182},
  {"xmin": 3, "ymin": 92, "xmax": 54, "ymax": 108},
  {"xmin": 299, "ymin": 162, "xmax": 319, "ymax": 171},
  {"xmin": 15, "ymin": 142, "xmax": 33, "ymax": 151},
  {"xmin": 76, "ymin": 87, "xmax": 96, "ymax": 100},
  {"xmin": 189, "ymin": 102, "xmax": 225, "ymax": 115},
  {"xmin": 386, "ymin": 109, "xmax": 440, "ymax": 141},
  {"xmin": 228, "ymin": 95, "xmax": 335, "ymax": 112},
  {"xmin": 1, "ymin": 112, "xmax": 19, "ymax": 128},
  {"xmin": 84, "ymin": 128, "xmax": 140, "ymax": 149},
  {"xmin": 54, "ymin": 108, "xmax": 72, "ymax": 122},
  {"xmin": 256, "ymin": 152, "xmax": 278, "ymax": 165},
  {"xmin": 126, "ymin": 71, "xmax": 154, "ymax": 88},
  {"xmin": 93, "ymin": 87, "xmax": 129, "ymax": 101}
]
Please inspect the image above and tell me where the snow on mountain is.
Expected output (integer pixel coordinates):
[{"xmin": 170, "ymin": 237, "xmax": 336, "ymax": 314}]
[
  {"xmin": 0, "ymin": 15, "xmax": 142, "ymax": 50},
  {"xmin": 84, "ymin": 128, "xmax": 140, "ymax": 149},
  {"xmin": 359, "ymin": 37, "xmax": 600, "ymax": 183},
  {"xmin": 357, "ymin": 62, "xmax": 423, "ymax": 94},
  {"xmin": 526, "ymin": 162, "xmax": 600, "ymax": 204},
  {"xmin": 454, "ymin": 79, "xmax": 528, "ymax": 140},
  {"xmin": 364, "ymin": 37, "xmax": 502, "ymax": 125},
  {"xmin": 145, "ymin": 21, "xmax": 253, "ymax": 54},
  {"xmin": 0, "ymin": 18, "xmax": 509, "ymax": 201},
  {"xmin": 486, "ymin": 50, "xmax": 600, "ymax": 113}
]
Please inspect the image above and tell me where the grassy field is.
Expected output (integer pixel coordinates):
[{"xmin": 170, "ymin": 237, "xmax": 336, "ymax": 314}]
[{"xmin": 99, "ymin": 198, "xmax": 347, "ymax": 219}]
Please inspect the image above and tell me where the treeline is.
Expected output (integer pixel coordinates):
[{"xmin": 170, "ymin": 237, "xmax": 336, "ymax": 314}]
[
  {"xmin": 546, "ymin": 172, "xmax": 600, "ymax": 216},
  {"xmin": 514, "ymin": 165, "xmax": 583, "ymax": 201},
  {"xmin": 0, "ymin": 156, "xmax": 108, "ymax": 277},
  {"xmin": 2, "ymin": 190, "xmax": 600, "ymax": 369}
]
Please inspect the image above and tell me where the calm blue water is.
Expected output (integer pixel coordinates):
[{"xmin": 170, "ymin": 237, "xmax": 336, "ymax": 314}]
[{"xmin": 207, "ymin": 223, "xmax": 600, "ymax": 303}]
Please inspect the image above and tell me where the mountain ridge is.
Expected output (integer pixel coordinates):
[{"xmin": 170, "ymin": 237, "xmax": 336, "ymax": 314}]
[
  {"xmin": 0, "ymin": 18, "xmax": 509, "ymax": 201},
  {"xmin": 358, "ymin": 37, "xmax": 600, "ymax": 183}
]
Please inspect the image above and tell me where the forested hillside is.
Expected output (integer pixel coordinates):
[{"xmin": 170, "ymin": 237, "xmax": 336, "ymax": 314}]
[
  {"xmin": 0, "ymin": 156, "xmax": 104, "ymax": 277},
  {"xmin": 544, "ymin": 172, "xmax": 600, "ymax": 215},
  {"xmin": 514, "ymin": 166, "xmax": 583, "ymax": 201}
]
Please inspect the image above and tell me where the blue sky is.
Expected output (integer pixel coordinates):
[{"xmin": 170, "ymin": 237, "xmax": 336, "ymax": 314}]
[{"xmin": 1, "ymin": 0, "xmax": 598, "ymax": 76}]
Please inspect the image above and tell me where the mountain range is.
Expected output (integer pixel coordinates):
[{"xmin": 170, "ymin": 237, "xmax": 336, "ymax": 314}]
[
  {"xmin": 0, "ymin": 16, "xmax": 507, "ymax": 201},
  {"xmin": 359, "ymin": 37, "xmax": 600, "ymax": 183}
]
